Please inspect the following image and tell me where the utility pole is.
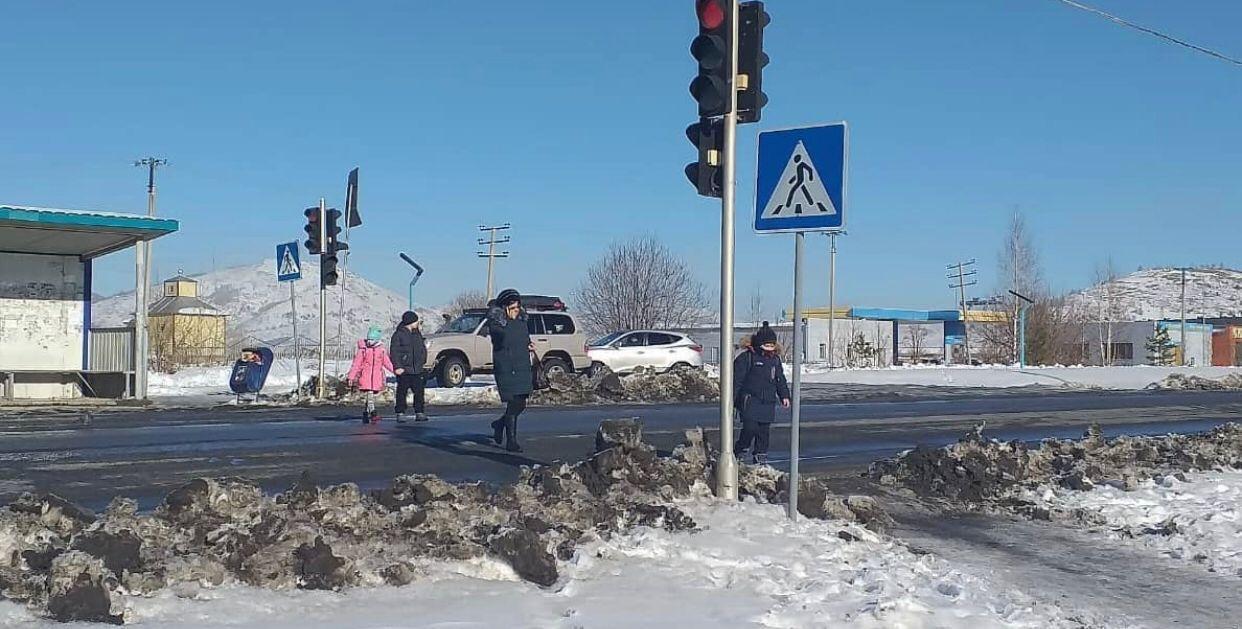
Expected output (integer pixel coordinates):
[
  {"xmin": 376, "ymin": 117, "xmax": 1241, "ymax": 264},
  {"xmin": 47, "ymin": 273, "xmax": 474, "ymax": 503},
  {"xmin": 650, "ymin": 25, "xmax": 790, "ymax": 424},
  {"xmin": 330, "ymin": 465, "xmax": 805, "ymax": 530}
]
[
  {"xmin": 948, "ymin": 259, "xmax": 978, "ymax": 364},
  {"xmin": 133, "ymin": 157, "xmax": 167, "ymax": 399},
  {"xmin": 1180, "ymin": 266, "xmax": 1188, "ymax": 366},
  {"xmin": 478, "ymin": 224, "xmax": 511, "ymax": 300},
  {"xmin": 826, "ymin": 232, "xmax": 842, "ymax": 367}
]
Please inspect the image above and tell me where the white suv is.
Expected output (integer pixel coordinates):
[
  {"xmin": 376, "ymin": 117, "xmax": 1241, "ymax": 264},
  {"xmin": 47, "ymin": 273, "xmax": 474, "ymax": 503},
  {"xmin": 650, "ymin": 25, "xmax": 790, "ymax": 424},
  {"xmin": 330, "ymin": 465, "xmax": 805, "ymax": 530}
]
[{"xmin": 587, "ymin": 331, "xmax": 704, "ymax": 374}]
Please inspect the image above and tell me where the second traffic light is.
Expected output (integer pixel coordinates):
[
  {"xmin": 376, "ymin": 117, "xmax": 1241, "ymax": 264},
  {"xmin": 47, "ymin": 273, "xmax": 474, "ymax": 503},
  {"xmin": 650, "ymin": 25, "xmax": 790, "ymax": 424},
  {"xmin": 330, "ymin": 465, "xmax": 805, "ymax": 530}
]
[
  {"xmin": 303, "ymin": 207, "xmax": 322, "ymax": 254},
  {"xmin": 737, "ymin": 1, "xmax": 770, "ymax": 124},
  {"xmin": 320, "ymin": 208, "xmax": 348, "ymax": 287},
  {"xmin": 685, "ymin": 117, "xmax": 724, "ymax": 198}
]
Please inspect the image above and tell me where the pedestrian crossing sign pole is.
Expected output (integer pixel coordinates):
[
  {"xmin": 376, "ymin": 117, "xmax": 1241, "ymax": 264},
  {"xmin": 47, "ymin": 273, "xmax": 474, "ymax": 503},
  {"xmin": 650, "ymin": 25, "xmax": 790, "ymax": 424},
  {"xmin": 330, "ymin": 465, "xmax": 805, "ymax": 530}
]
[
  {"xmin": 754, "ymin": 121, "xmax": 848, "ymax": 519},
  {"xmin": 275, "ymin": 241, "xmax": 303, "ymax": 397}
]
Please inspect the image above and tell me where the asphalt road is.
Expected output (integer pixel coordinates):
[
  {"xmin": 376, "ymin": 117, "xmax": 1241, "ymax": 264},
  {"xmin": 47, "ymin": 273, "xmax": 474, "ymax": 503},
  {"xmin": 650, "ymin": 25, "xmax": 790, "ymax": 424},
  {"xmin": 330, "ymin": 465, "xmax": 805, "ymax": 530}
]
[{"xmin": 2, "ymin": 386, "xmax": 1241, "ymax": 510}]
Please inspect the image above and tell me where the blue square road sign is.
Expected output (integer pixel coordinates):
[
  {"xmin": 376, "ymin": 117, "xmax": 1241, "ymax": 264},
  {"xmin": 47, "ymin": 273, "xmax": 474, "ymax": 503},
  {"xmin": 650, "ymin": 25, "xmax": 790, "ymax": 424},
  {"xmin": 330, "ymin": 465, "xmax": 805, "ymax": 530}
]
[{"xmin": 754, "ymin": 122, "xmax": 847, "ymax": 234}]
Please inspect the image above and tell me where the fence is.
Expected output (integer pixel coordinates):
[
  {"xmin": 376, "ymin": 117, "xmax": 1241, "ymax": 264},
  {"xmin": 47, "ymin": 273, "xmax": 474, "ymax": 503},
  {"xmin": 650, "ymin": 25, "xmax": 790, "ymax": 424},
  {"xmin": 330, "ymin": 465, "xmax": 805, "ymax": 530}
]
[{"xmin": 89, "ymin": 327, "xmax": 134, "ymax": 372}]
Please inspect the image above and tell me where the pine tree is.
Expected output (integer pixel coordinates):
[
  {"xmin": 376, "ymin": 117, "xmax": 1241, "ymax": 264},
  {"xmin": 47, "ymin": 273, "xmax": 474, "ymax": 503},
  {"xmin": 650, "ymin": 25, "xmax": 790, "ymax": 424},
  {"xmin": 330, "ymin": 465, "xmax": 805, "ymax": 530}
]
[{"xmin": 1145, "ymin": 327, "xmax": 1176, "ymax": 366}]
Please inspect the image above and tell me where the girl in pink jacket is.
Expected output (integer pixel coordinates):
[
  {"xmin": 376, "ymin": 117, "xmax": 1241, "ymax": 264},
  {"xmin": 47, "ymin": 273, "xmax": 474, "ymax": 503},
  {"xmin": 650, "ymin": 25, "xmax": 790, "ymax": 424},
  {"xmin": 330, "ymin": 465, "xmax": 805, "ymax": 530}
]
[{"xmin": 347, "ymin": 326, "xmax": 395, "ymax": 423}]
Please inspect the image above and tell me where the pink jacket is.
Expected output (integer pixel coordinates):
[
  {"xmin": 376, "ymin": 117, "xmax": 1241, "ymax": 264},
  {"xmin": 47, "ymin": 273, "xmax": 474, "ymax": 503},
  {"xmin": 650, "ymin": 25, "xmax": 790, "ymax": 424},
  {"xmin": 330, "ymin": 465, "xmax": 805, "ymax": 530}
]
[{"xmin": 347, "ymin": 340, "xmax": 395, "ymax": 392}]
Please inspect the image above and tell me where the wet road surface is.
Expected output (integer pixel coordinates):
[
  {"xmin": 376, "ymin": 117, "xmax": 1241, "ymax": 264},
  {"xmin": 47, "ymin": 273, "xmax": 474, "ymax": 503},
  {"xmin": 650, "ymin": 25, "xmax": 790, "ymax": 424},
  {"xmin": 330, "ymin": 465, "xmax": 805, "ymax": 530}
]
[{"xmin": 2, "ymin": 386, "xmax": 1240, "ymax": 510}]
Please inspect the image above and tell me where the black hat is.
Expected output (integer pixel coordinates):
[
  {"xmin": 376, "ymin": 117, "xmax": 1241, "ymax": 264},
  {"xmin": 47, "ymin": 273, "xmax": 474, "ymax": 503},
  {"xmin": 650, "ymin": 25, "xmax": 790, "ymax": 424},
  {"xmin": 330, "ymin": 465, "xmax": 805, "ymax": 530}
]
[
  {"xmin": 753, "ymin": 321, "xmax": 777, "ymax": 347},
  {"xmin": 496, "ymin": 288, "xmax": 521, "ymax": 306},
  {"xmin": 400, "ymin": 310, "xmax": 419, "ymax": 326}
]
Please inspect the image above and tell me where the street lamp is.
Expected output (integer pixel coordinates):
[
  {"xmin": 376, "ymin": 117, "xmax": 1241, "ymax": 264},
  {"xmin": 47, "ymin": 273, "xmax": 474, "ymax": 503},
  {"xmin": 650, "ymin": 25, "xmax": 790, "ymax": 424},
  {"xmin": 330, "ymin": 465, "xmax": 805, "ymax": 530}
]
[
  {"xmin": 399, "ymin": 252, "xmax": 424, "ymax": 311},
  {"xmin": 1008, "ymin": 290, "xmax": 1034, "ymax": 367}
]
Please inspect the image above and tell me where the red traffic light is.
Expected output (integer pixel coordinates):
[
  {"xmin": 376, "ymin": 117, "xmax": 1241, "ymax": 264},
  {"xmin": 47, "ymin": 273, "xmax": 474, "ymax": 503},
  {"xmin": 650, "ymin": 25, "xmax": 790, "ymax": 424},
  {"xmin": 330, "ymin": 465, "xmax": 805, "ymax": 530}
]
[{"xmin": 697, "ymin": 0, "xmax": 725, "ymax": 30}]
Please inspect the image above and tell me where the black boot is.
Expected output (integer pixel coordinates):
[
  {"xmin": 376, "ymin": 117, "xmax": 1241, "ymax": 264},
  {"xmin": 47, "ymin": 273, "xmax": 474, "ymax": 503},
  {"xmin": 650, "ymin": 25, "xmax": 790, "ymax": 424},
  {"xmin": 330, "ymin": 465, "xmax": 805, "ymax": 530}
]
[
  {"xmin": 504, "ymin": 416, "xmax": 523, "ymax": 452},
  {"xmin": 491, "ymin": 417, "xmax": 506, "ymax": 446}
]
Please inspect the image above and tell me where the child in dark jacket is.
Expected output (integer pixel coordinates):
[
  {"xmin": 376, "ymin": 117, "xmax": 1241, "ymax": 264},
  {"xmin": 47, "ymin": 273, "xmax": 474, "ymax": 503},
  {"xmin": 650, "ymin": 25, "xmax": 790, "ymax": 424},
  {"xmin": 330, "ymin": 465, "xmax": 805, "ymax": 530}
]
[{"xmin": 733, "ymin": 322, "xmax": 791, "ymax": 465}]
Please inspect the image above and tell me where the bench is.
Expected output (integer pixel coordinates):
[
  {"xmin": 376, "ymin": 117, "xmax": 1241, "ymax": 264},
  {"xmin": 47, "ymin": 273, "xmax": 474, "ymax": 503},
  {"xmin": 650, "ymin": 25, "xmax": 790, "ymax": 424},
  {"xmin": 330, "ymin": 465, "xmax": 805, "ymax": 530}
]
[{"xmin": 1, "ymin": 370, "xmax": 132, "ymax": 401}]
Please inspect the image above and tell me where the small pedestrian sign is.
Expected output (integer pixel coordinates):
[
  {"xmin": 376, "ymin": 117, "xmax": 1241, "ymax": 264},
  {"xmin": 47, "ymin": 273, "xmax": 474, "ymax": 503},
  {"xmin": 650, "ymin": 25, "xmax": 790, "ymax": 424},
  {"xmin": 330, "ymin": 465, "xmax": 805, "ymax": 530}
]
[
  {"xmin": 754, "ymin": 122, "xmax": 847, "ymax": 233},
  {"xmin": 276, "ymin": 242, "xmax": 302, "ymax": 282}
]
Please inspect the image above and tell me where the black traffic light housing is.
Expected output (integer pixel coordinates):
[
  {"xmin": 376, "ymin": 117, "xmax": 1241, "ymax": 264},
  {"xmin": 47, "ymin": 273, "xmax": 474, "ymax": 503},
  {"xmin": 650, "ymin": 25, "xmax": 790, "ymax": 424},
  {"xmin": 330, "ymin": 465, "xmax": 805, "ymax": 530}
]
[
  {"xmin": 689, "ymin": 0, "xmax": 732, "ymax": 118},
  {"xmin": 320, "ymin": 208, "xmax": 348, "ymax": 287},
  {"xmin": 303, "ymin": 207, "xmax": 322, "ymax": 254},
  {"xmin": 737, "ymin": 1, "xmax": 769, "ymax": 124},
  {"xmin": 685, "ymin": 118, "xmax": 724, "ymax": 198}
]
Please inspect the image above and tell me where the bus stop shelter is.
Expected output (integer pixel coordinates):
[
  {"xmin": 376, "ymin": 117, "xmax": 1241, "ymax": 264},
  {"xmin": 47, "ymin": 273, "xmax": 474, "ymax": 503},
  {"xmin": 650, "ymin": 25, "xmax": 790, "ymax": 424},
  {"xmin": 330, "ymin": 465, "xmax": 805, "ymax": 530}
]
[{"xmin": 0, "ymin": 204, "xmax": 178, "ymax": 401}]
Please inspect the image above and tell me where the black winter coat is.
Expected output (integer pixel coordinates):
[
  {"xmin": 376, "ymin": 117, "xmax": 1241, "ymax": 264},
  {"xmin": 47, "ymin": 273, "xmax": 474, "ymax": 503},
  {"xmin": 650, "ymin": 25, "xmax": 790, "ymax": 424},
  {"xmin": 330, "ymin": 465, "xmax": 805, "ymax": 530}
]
[
  {"xmin": 733, "ymin": 348, "xmax": 790, "ymax": 423},
  {"xmin": 390, "ymin": 326, "xmax": 427, "ymax": 374},
  {"xmin": 488, "ymin": 306, "xmax": 533, "ymax": 401}
]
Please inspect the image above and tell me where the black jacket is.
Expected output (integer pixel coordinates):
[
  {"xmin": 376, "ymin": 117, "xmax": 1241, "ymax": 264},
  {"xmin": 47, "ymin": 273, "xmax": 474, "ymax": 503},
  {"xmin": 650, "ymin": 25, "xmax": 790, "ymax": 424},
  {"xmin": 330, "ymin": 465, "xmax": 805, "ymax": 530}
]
[
  {"xmin": 733, "ymin": 348, "xmax": 790, "ymax": 423},
  {"xmin": 390, "ymin": 326, "xmax": 427, "ymax": 374},
  {"xmin": 488, "ymin": 305, "xmax": 533, "ymax": 401}
]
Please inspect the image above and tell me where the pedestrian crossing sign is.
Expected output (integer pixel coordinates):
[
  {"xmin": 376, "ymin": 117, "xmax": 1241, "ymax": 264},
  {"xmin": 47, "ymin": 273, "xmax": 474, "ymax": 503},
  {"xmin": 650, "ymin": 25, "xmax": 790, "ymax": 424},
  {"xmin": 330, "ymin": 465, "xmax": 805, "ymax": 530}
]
[
  {"xmin": 276, "ymin": 242, "xmax": 302, "ymax": 282},
  {"xmin": 754, "ymin": 122, "xmax": 847, "ymax": 233}
]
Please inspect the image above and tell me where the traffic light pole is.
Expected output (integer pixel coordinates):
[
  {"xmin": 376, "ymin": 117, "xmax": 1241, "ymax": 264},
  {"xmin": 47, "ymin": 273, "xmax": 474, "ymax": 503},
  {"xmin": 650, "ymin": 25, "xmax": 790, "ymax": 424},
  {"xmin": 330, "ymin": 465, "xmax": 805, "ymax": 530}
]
[
  {"xmin": 716, "ymin": 0, "xmax": 741, "ymax": 501},
  {"xmin": 317, "ymin": 197, "xmax": 328, "ymax": 400}
]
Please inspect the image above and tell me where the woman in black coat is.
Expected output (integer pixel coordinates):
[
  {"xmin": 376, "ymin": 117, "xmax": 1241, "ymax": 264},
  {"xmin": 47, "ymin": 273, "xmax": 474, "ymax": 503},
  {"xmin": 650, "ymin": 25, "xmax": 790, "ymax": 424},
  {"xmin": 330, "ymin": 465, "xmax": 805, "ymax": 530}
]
[
  {"xmin": 488, "ymin": 288, "xmax": 534, "ymax": 452},
  {"xmin": 733, "ymin": 322, "xmax": 791, "ymax": 465}
]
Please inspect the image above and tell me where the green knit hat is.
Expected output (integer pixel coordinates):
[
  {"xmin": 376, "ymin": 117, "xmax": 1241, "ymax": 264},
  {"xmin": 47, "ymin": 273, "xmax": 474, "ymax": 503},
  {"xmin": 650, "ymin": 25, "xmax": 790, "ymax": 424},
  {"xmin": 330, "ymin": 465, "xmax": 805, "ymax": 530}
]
[{"xmin": 367, "ymin": 325, "xmax": 383, "ymax": 342}]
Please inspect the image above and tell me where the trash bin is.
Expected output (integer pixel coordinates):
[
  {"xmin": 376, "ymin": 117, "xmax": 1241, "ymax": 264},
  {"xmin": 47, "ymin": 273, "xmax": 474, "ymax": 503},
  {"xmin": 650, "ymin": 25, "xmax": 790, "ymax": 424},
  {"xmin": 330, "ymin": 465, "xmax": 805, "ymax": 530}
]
[{"xmin": 229, "ymin": 347, "xmax": 274, "ymax": 396}]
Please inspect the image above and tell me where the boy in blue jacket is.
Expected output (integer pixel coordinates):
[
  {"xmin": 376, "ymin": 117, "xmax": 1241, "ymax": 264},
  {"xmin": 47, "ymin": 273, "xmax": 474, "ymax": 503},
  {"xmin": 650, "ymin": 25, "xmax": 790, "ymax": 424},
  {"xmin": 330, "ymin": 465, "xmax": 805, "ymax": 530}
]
[{"xmin": 733, "ymin": 322, "xmax": 791, "ymax": 465}]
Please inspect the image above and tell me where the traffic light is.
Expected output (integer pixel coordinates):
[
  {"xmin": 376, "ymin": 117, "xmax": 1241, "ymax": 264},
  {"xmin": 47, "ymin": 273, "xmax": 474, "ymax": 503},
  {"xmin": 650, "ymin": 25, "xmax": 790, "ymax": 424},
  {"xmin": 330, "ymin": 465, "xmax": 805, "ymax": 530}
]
[
  {"xmin": 685, "ymin": 118, "xmax": 724, "ymax": 197},
  {"xmin": 320, "ymin": 208, "xmax": 348, "ymax": 287},
  {"xmin": 689, "ymin": 0, "xmax": 732, "ymax": 118},
  {"xmin": 303, "ymin": 207, "xmax": 322, "ymax": 254},
  {"xmin": 737, "ymin": 1, "xmax": 769, "ymax": 124}
]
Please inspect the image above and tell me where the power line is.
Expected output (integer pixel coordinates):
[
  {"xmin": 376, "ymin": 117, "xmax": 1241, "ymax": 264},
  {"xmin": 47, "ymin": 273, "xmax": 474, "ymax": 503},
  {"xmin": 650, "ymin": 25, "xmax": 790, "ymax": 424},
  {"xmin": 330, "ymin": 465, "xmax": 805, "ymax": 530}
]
[{"xmin": 1050, "ymin": 0, "xmax": 1242, "ymax": 67}]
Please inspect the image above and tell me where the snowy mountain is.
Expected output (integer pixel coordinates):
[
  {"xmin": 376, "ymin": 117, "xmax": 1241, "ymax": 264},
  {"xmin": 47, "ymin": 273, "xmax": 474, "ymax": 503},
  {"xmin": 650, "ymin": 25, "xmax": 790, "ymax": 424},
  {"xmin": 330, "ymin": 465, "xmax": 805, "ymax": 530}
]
[
  {"xmin": 1069, "ymin": 267, "xmax": 1242, "ymax": 321},
  {"xmin": 92, "ymin": 259, "xmax": 444, "ymax": 346}
]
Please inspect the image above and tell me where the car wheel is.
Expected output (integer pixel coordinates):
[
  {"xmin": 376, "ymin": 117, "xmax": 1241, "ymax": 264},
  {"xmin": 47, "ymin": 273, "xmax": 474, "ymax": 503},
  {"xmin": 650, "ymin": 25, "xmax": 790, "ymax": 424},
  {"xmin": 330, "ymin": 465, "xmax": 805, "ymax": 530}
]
[
  {"xmin": 438, "ymin": 356, "xmax": 468, "ymax": 388},
  {"xmin": 588, "ymin": 361, "xmax": 610, "ymax": 377},
  {"xmin": 541, "ymin": 357, "xmax": 571, "ymax": 380},
  {"xmin": 668, "ymin": 362, "xmax": 693, "ymax": 372}
]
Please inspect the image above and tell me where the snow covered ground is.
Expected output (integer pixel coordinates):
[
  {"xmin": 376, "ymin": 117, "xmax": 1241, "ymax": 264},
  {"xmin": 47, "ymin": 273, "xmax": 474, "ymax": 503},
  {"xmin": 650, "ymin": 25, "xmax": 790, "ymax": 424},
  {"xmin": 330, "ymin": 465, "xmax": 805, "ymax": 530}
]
[
  {"xmin": 0, "ymin": 500, "xmax": 1097, "ymax": 628},
  {"xmin": 798, "ymin": 364, "xmax": 1242, "ymax": 390},
  {"xmin": 1020, "ymin": 470, "xmax": 1242, "ymax": 577},
  {"xmin": 148, "ymin": 360, "xmax": 499, "ymax": 407}
]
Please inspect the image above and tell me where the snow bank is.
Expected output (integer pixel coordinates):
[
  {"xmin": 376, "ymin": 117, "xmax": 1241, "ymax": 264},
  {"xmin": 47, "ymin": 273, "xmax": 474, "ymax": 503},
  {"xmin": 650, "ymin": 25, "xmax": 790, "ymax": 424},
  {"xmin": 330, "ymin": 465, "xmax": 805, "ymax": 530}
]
[
  {"xmin": 0, "ymin": 500, "xmax": 1088, "ymax": 628},
  {"xmin": 801, "ymin": 364, "xmax": 1242, "ymax": 390},
  {"xmin": 1020, "ymin": 470, "xmax": 1242, "ymax": 576}
]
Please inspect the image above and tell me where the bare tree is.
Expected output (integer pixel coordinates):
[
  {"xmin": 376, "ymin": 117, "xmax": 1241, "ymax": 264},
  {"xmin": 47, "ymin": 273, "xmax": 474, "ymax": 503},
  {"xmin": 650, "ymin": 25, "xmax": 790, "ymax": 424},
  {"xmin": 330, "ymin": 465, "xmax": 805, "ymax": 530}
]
[
  {"xmin": 747, "ymin": 284, "xmax": 764, "ymax": 325},
  {"xmin": 573, "ymin": 235, "xmax": 708, "ymax": 335},
  {"xmin": 446, "ymin": 289, "xmax": 488, "ymax": 320},
  {"xmin": 902, "ymin": 324, "xmax": 932, "ymax": 364},
  {"xmin": 1093, "ymin": 257, "xmax": 1122, "ymax": 365}
]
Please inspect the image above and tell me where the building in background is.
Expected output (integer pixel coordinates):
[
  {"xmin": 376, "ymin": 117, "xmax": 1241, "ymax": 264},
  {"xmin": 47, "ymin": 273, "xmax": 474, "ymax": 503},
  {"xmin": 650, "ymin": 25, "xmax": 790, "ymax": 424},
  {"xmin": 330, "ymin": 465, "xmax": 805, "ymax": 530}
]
[
  {"xmin": 148, "ymin": 274, "xmax": 227, "ymax": 370},
  {"xmin": 1212, "ymin": 325, "xmax": 1242, "ymax": 367},
  {"xmin": 1083, "ymin": 320, "xmax": 1213, "ymax": 366}
]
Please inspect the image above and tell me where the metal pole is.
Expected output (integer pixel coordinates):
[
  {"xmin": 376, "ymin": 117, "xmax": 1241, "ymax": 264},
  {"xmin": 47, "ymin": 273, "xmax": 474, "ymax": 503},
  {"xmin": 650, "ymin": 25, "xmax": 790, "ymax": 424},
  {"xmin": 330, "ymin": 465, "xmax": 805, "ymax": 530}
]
[
  {"xmin": 134, "ymin": 242, "xmax": 148, "ymax": 399},
  {"xmin": 290, "ymin": 280, "xmax": 302, "ymax": 399},
  {"xmin": 317, "ymin": 198, "xmax": 328, "ymax": 399},
  {"xmin": 788, "ymin": 232, "xmax": 805, "ymax": 519},
  {"xmin": 958, "ymin": 263, "xmax": 972, "ymax": 365},
  {"xmin": 827, "ymin": 232, "xmax": 837, "ymax": 367},
  {"xmin": 715, "ymin": 0, "xmax": 741, "ymax": 501},
  {"xmin": 1018, "ymin": 306, "xmax": 1027, "ymax": 367},
  {"xmin": 485, "ymin": 226, "xmax": 496, "ymax": 300},
  {"xmin": 335, "ymin": 217, "xmax": 351, "ymax": 377},
  {"xmin": 1180, "ymin": 267, "xmax": 1187, "ymax": 365}
]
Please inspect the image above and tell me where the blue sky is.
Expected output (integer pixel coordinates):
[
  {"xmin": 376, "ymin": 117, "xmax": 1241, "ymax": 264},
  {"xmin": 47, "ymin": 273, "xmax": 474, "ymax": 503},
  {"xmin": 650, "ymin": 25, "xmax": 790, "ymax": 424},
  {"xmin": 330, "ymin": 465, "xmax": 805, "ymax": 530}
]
[{"xmin": 2, "ymin": 1, "xmax": 1239, "ymax": 317}]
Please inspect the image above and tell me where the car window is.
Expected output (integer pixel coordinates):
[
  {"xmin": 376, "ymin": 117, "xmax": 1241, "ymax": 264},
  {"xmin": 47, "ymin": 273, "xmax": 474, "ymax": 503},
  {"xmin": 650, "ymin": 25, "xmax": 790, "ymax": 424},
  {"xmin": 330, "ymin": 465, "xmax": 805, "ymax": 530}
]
[
  {"xmin": 647, "ymin": 333, "xmax": 677, "ymax": 346},
  {"xmin": 593, "ymin": 332, "xmax": 623, "ymax": 346},
  {"xmin": 527, "ymin": 315, "xmax": 546, "ymax": 335},
  {"xmin": 617, "ymin": 333, "xmax": 646, "ymax": 347},
  {"xmin": 444, "ymin": 313, "xmax": 486, "ymax": 334},
  {"xmin": 542, "ymin": 314, "xmax": 575, "ymax": 335}
]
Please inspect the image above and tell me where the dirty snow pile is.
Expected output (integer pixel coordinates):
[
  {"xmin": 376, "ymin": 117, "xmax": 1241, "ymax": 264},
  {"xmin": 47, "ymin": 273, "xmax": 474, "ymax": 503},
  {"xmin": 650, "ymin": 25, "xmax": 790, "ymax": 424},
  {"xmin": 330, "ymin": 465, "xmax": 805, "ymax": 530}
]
[
  {"xmin": 531, "ymin": 366, "xmax": 719, "ymax": 406},
  {"xmin": 1147, "ymin": 372, "xmax": 1242, "ymax": 391},
  {"xmin": 1, "ymin": 499, "xmax": 1093, "ymax": 629},
  {"xmin": 0, "ymin": 419, "xmax": 896, "ymax": 626},
  {"xmin": 1018, "ymin": 470, "xmax": 1242, "ymax": 576},
  {"xmin": 870, "ymin": 423, "xmax": 1242, "ymax": 511}
]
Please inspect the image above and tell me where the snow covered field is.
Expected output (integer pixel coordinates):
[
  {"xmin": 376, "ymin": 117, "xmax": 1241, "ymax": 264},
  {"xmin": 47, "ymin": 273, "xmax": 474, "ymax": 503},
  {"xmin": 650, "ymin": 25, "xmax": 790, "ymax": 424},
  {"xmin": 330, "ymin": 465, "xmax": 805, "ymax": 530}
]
[
  {"xmin": 1021, "ymin": 470, "xmax": 1242, "ymax": 576},
  {"xmin": 0, "ymin": 500, "xmax": 1094, "ymax": 628},
  {"xmin": 799, "ymin": 365, "xmax": 1242, "ymax": 390}
]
